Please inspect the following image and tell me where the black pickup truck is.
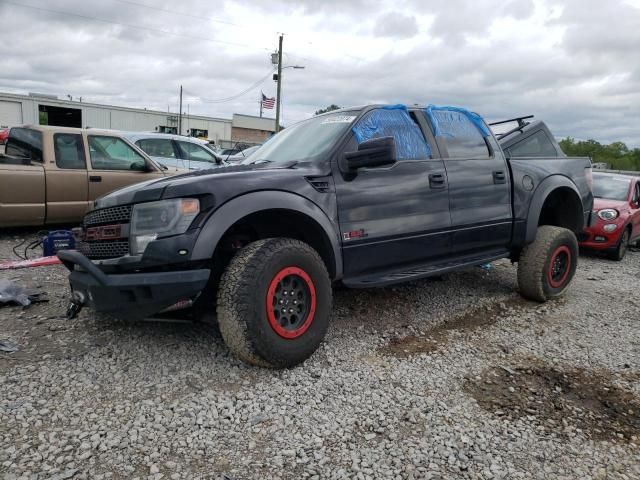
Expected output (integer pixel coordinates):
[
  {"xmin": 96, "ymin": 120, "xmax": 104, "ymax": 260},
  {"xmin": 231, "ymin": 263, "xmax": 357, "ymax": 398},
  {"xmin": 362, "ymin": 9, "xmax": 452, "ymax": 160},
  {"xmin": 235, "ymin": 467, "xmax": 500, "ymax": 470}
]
[{"xmin": 59, "ymin": 104, "xmax": 593, "ymax": 367}]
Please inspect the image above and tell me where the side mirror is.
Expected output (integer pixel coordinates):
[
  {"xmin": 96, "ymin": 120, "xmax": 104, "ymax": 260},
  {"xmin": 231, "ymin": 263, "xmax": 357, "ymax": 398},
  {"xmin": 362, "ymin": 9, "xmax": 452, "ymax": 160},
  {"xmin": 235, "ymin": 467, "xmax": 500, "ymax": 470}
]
[{"xmin": 344, "ymin": 136, "xmax": 397, "ymax": 171}]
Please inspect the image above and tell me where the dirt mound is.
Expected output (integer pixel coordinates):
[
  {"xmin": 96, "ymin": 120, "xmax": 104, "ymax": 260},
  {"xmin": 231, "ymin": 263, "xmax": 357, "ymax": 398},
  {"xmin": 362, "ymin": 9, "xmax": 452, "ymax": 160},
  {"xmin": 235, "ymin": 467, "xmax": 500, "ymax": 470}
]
[{"xmin": 465, "ymin": 363, "xmax": 640, "ymax": 443}]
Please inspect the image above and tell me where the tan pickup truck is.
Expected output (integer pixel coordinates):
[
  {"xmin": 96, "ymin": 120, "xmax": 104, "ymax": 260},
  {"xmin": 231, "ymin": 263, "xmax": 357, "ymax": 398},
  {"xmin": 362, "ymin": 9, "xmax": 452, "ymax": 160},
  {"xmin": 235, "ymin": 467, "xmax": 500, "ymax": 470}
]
[{"xmin": 0, "ymin": 125, "xmax": 183, "ymax": 227}]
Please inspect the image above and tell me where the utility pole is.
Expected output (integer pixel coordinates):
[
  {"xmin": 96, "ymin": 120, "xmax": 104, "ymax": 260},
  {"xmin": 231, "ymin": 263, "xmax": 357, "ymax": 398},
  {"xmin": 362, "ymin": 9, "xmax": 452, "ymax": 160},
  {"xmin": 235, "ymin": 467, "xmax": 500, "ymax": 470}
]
[
  {"xmin": 259, "ymin": 91, "xmax": 263, "ymax": 118},
  {"xmin": 178, "ymin": 85, "xmax": 183, "ymax": 136},
  {"xmin": 274, "ymin": 34, "xmax": 283, "ymax": 133}
]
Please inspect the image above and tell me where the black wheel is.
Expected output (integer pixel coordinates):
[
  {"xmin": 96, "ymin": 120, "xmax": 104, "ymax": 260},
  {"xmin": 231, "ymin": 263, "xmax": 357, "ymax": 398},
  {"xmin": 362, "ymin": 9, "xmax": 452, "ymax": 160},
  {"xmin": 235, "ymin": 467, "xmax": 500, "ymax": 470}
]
[
  {"xmin": 608, "ymin": 228, "xmax": 630, "ymax": 261},
  {"xmin": 217, "ymin": 238, "xmax": 332, "ymax": 368},
  {"xmin": 517, "ymin": 226, "xmax": 578, "ymax": 302}
]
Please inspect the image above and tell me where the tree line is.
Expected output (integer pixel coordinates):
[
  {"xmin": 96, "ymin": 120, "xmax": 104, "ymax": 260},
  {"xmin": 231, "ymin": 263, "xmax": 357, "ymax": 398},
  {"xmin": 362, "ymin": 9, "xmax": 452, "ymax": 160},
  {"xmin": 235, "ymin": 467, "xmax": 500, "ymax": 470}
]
[{"xmin": 558, "ymin": 138, "xmax": 640, "ymax": 171}]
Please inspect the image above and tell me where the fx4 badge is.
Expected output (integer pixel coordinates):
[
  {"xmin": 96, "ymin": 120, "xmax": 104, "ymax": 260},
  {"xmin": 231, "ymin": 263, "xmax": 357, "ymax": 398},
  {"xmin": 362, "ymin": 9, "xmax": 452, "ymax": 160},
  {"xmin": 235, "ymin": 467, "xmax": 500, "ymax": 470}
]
[{"xmin": 343, "ymin": 229, "xmax": 367, "ymax": 241}]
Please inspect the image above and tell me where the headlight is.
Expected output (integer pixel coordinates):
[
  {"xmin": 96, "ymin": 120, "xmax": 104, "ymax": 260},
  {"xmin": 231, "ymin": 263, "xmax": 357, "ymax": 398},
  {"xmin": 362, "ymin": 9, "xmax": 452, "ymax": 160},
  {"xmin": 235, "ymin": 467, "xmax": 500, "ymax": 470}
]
[
  {"xmin": 597, "ymin": 209, "xmax": 618, "ymax": 221},
  {"xmin": 603, "ymin": 224, "xmax": 617, "ymax": 233},
  {"xmin": 130, "ymin": 198, "xmax": 199, "ymax": 255}
]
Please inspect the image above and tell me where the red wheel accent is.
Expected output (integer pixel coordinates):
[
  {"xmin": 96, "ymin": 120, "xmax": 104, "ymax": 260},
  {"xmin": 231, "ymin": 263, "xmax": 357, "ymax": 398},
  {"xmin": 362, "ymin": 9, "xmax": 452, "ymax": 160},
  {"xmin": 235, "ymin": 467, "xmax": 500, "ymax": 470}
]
[
  {"xmin": 266, "ymin": 266, "xmax": 316, "ymax": 339},
  {"xmin": 547, "ymin": 245, "xmax": 571, "ymax": 288}
]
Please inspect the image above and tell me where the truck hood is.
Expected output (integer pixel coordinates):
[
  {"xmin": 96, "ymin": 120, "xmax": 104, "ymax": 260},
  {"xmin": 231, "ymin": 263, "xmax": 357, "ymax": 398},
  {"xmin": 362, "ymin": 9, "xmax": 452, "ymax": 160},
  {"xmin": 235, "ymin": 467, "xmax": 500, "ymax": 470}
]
[{"xmin": 94, "ymin": 161, "xmax": 320, "ymax": 209}]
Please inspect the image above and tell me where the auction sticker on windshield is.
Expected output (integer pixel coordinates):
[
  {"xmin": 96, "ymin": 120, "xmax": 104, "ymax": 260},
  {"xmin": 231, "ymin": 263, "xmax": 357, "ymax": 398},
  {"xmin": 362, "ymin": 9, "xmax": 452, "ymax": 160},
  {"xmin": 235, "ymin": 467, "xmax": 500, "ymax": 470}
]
[{"xmin": 321, "ymin": 115, "xmax": 356, "ymax": 124}]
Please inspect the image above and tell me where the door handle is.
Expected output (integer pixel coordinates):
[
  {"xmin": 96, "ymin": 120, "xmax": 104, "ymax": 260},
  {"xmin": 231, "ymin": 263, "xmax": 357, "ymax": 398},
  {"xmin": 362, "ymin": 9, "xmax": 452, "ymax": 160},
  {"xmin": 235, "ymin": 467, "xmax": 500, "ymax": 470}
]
[
  {"xmin": 429, "ymin": 173, "xmax": 446, "ymax": 189},
  {"xmin": 493, "ymin": 171, "xmax": 506, "ymax": 184},
  {"xmin": 89, "ymin": 175, "xmax": 102, "ymax": 182}
]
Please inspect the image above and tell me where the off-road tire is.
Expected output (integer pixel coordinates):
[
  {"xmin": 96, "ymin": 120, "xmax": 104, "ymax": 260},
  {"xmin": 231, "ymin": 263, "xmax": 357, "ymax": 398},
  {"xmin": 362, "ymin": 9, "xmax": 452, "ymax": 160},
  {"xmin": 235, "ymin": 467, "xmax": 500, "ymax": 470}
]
[
  {"xmin": 608, "ymin": 228, "xmax": 630, "ymax": 261},
  {"xmin": 217, "ymin": 238, "xmax": 332, "ymax": 368},
  {"xmin": 517, "ymin": 226, "xmax": 578, "ymax": 302}
]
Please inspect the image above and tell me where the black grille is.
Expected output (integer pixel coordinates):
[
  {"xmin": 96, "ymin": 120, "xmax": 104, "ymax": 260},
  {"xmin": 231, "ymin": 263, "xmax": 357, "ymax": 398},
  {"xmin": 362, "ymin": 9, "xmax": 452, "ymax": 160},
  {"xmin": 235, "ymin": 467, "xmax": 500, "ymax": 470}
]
[
  {"xmin": 84, "ymin": 205, "xmax": 132, "ymax": 227},
  {"xmin": 77, "ymin": 240, "xmax": 129, "ymax": 259}
]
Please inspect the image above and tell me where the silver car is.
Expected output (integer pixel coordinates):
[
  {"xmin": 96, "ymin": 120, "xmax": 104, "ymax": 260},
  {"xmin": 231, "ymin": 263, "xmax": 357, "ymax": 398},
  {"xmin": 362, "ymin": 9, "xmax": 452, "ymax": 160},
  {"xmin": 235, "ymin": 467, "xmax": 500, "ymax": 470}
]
[{"xmin": 122, "ymin": 132, "xmax": 223, "ymax": 171}]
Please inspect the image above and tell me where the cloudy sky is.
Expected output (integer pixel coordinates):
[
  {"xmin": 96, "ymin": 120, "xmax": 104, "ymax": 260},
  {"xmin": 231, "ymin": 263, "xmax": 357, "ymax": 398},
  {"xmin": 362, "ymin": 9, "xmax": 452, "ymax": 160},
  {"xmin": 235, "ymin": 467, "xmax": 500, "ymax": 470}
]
[{"xmin": 1, "ymin": 0, "xmax": 639, "ymax": 145}]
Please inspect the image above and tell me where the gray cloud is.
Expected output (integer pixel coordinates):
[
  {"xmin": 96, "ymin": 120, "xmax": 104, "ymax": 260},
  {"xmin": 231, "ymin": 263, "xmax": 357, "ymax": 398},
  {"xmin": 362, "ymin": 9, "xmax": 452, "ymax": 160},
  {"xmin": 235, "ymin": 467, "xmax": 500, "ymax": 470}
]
[
  {"xmin": 373, "ymin": 12, "xmax": 419, "ymax": 38},
  {"xmin": 0, "ymin": 0, "xmax": 638, "ymax": 146}
]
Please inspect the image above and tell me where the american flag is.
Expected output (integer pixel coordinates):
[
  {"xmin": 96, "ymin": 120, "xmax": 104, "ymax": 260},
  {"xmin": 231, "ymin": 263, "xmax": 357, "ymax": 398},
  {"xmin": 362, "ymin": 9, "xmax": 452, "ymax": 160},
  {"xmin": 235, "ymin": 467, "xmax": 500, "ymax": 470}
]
[{"xmin": 261, "ymin": 92, "xmax": 275, "ymax": 109}]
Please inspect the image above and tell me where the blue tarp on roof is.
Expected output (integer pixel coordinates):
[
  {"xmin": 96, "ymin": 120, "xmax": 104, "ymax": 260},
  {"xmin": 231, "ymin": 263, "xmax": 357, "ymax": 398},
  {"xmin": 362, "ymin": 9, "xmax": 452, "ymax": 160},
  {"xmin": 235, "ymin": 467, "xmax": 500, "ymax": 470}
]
[
  {"xmin": 352, "ymin": 105, "xmax": 432, "ymax": 160},
  {"xmin": 425, "ymin": 105, "xmax": 491, "ymax": 138}
]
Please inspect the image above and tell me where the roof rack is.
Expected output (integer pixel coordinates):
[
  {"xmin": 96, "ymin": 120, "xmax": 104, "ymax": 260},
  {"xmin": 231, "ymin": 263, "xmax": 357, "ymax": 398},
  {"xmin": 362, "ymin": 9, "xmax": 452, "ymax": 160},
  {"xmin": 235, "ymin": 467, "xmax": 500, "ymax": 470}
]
[{"xmin": 489, "ymin": 115, "xmax": 535, "ymax": 140}]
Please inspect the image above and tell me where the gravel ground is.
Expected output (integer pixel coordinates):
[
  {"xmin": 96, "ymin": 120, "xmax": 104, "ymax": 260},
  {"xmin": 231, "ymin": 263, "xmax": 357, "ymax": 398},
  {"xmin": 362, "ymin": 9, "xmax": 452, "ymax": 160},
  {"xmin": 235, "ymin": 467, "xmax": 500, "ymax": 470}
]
[{"xmin": 1, "ymin": 229, "xmax": 639, "ymax": 480}]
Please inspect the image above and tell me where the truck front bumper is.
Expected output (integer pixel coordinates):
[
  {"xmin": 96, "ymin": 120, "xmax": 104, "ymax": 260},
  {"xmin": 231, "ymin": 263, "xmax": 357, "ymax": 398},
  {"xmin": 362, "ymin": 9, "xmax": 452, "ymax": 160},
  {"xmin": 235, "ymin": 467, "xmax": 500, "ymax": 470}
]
[{"xmin": 58, "ymin": 250, "xmax": 210, "ymax": 318}]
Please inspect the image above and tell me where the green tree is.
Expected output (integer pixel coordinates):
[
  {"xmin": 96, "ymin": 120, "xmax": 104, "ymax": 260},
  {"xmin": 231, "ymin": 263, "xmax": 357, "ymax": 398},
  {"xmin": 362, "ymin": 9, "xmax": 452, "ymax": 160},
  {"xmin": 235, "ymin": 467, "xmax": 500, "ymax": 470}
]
[
  {"xmin": 559, "ymin": 137, "xmax": 640, "ymax": 171},
  {"xmin": 314, "ymin": 104, "xmax": 341, "ymax": 115}
]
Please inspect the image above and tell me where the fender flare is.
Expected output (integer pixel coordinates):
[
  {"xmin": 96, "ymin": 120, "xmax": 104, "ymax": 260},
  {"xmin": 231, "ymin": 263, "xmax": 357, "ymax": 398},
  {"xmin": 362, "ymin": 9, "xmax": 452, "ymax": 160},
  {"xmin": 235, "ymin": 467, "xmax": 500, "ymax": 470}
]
[
  {"xmin": 525, "ymin": 175, "xmax": 584, "ymax": 243},
  {"xmin": 191, "ymin": 190, "xmax": 343, "ymax": 279}
]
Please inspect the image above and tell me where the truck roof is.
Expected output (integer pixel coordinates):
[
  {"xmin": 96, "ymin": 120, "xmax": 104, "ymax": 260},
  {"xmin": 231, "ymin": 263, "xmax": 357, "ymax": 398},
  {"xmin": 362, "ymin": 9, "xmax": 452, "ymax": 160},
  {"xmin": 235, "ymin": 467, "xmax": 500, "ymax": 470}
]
[{"xmin": 11, "ymin": 125, "xmax": 131, "ymax": 136}]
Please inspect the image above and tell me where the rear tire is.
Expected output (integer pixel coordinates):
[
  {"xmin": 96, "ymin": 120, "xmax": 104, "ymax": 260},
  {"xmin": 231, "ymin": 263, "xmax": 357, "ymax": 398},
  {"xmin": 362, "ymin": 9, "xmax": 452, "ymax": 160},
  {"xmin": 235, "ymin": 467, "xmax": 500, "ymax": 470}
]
[
  {"xmin": 217, "ymin": 238, "xmax": 332, "ymax": 368},
  {"xmin": 608, "ymin": 228, "xmax": 630, "ymax": 261},
  {"xmin": 517, "ymin": 226, "xmax": 578, "ymax": 302}
]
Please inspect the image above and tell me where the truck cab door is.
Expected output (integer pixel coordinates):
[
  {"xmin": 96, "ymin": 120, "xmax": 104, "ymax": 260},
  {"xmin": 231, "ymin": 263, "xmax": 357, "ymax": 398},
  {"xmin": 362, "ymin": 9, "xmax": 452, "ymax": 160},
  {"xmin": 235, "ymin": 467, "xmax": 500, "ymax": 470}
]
[
  {"xmin": 426, "ymin": 108, "xmax": 512, "ymax": 255},
  {"xmin": 332, "ymin": 107, "xmax": 451, "ymax": 279},
  {"xmin": 86, "ymin": 135, "xmax": 163, "ymax": 201},
  {"xmin": 46, "ymin": 132, "xmax": 89, "ymax": 224}
]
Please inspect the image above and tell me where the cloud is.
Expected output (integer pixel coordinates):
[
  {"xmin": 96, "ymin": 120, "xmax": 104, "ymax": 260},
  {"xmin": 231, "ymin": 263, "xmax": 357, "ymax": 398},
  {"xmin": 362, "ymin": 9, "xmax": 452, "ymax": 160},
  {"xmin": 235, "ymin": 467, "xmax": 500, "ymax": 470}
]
[
  {"xmin": 0, "ymin": 0, "xmax": 638, "ymax": 146},
  {"xmin": 373, "ymin": 12, "xmax": 419, "ymax": 38}
]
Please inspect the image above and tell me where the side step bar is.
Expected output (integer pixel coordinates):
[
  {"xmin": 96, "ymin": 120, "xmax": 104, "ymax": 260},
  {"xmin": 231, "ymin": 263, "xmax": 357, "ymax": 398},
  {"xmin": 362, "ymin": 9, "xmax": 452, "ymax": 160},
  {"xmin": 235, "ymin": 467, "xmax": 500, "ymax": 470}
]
[{"xmin": 343, "ymin": 250, "xmax": 510, "ymax": 288}]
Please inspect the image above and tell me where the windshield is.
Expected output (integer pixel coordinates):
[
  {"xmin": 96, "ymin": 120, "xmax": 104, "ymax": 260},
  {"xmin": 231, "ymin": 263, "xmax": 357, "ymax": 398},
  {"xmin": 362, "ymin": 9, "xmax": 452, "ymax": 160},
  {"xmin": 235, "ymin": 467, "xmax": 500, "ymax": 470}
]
[
  {"xmin": 241, "ymin": 111, "xmax": 358, "ymax": 165},
  {"xmin": 593, "ymin": 175, "xmax": 630, "ymax": 201}
]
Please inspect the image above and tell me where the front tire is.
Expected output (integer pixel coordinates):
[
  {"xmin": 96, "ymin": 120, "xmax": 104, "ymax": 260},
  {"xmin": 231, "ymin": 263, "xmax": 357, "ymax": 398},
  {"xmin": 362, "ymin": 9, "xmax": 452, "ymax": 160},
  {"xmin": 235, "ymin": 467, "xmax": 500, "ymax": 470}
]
[
  {"xmin": 608, "ymin": 228, "xmax": 630, "ymax": 261},
  {"xmin": 517, "ymin": 226, "xmax": 578, "ymax": 302},
  {"xmin": 217, "ymin": 238, "xmax": 332, "ymax": 368}
]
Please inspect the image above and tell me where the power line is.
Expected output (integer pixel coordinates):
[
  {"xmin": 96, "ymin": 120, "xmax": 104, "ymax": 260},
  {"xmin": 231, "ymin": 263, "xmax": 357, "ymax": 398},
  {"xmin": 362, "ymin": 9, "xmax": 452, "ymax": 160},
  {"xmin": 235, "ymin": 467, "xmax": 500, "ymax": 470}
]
[
  {"xmin": 2, "ymin": 0, "xmax": 270, "ymax": 52},
  {"xmin": 112, "ymin": 0, "xmax": 242, "ymax": 28},
  {"xmin": 185, "ymin": 68, "xmax": 277, "ymax": 104}
]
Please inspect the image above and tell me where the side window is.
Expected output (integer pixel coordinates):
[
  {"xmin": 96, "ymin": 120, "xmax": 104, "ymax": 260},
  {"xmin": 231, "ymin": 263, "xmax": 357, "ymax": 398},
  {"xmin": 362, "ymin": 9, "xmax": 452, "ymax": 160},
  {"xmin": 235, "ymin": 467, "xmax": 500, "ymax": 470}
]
[
  {"xmin": 507, "ymin": 130, "xmax": 558, "ymax": 157},
  {"xmin": 136, "ymin": 138, "xmax": 177, "ymax": 158},
  {"xmin": 88, "ymin": 136, "xmax": 147, "ymax": 171},
  {"xmin": 54, "ymin": 133, "xmax": 86, "ymax": 169},
  {"xmin": 351, "ymin": 107, "xmax": 432, "ymax": 160},
  {"xmin": 177, "ymin": 141, "xmax": 218, "ymax": 163},
  {"xmin": 633, "ymin": 182, "xmax": 640, "ymax": 204},
  {"xmin": 430, "ymin": 110, "xmax": 489, "ymax": 159},
  {"xmin": 5, "ymin": 128, "xmax": 43, "ymax": 161}
]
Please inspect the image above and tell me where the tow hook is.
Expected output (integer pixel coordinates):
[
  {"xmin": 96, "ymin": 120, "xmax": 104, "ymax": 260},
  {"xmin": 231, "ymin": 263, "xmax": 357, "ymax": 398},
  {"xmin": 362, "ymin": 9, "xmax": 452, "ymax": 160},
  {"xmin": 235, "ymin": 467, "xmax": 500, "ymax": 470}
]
[{"xmin": 66, "ymin": 291, "xmax": 86, "ymax": 319}]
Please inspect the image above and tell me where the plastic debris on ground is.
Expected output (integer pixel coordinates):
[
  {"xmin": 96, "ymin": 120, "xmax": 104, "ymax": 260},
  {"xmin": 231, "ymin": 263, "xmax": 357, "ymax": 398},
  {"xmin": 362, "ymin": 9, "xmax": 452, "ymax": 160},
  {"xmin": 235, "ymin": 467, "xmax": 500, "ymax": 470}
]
[
  {"xmin": 352, "ymin": 104, "xmax": 432, "ymax": 159},
  {"xmin": 0, "ymin": 255, "xmax": 62, "ymax": 270},
  {"xmin": 478, "ymin": 263, "xmax": 493, "ymax": 271},
  {"xmin": 0, "ymin": 278, "xmax": 48, "ymax": 307},
  {"xmin": 0, "ymin": 339, "xmax": 19, "ymax": 353}
]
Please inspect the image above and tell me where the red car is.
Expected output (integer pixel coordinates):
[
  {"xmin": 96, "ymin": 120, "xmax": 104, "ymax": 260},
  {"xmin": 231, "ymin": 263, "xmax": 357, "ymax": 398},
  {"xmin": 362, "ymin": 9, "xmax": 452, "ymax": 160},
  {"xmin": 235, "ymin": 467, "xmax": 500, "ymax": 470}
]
[
  {"xmin": 580, "ymin": 172, "xmax": 640, "ymax": 260},
  {"xmin": 0, "ymin": 128, "xmax": 8, "ymax": 145}
]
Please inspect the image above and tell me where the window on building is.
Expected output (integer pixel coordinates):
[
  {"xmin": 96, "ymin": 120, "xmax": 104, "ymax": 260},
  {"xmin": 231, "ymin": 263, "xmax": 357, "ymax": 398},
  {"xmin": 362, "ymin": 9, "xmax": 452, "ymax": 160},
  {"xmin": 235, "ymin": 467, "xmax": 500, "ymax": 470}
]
[
  {"xmin": 506, "ymin": 130, "xmax": 558, "ymax": 157},
  {"xmin": 176, "ymin": 141, "xmax": 218, "ymax": 163},
  {"xmin": 136, "ymin": 138, "xmax": 177, "ymax": 158},
  {"xmin": 158, "ymin": 126, "xmax": 177, "ymax": 134},
  {"xmin": 190, "ymin": 129, "xmax": 208, "ymax": 138},
  {"xmin": 88, "ymin": 136, "xmax": 147, "ymax": 171},
  {"xmin": 54, "ymin": 133, "xmax": 86, "ymax": 169}
]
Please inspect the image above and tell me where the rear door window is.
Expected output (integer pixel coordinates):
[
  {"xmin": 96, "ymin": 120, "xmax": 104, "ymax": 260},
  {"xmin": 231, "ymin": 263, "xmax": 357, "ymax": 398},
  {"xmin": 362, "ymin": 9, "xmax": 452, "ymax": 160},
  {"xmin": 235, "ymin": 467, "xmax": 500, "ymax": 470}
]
[
  {"xmin": 88, "ymin": 136, "xmax": 147, "ymax": 171},
  {"xmin": 5, "ymin": 128, "xmax": 43, "ymax": 161},
  {"xmin": 430, "ymin": 110, "xmax": 489, "ymax": 159},
  {"xmin": 54, "ymin": 133, "xmax": 86, "ymax": 169},
  {"xmin": 176, "ymin": 141, "xmax": 218, "ymax": 163},
  {"xmin": 506, "ymin": 130, "xmax": 558, "ymax": 157},
  {"xmin": 135, "ymin": 138, "xmax": 177, "ymax": 158}
]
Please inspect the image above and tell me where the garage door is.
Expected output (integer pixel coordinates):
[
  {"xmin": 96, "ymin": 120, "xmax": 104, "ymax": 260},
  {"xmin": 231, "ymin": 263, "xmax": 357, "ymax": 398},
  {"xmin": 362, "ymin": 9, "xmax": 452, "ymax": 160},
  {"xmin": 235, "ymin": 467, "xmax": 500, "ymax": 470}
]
[{"xmin": 0, "ymin": 101, "xmax": 23, "ymax": 128}]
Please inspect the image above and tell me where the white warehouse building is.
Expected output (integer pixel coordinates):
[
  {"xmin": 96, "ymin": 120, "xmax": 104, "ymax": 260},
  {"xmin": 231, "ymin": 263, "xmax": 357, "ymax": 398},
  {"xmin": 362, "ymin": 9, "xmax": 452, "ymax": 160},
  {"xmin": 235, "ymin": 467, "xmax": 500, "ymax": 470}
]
[{"xmin": 0, "ymin": 91, "xmax": 276, "ymax": 146}]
